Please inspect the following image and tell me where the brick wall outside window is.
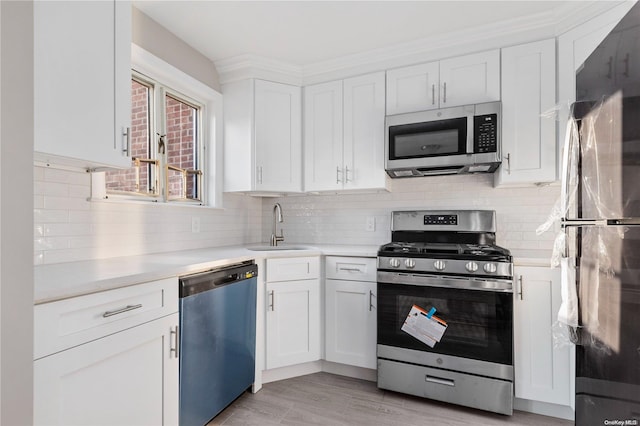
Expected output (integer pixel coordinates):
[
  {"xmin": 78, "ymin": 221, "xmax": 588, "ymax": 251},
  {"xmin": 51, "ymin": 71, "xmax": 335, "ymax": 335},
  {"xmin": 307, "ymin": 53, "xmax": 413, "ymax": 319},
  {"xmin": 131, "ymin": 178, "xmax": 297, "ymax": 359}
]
[
  {"xmin": 165, "ymin": 94, "xmax": 197, "ymax": 199},
  {"xmin": 105, "ymin": 80, "xmax": 152, "ymax": 193}
]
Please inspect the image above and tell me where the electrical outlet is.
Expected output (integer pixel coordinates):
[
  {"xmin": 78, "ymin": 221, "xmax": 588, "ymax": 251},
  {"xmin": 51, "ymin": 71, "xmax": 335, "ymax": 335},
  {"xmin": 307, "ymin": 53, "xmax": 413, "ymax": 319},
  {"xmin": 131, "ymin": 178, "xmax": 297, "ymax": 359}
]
[
  {"xmin": 191, "ymin": 216, "xmax": 201, "ymax": 233},
  {"xmin": 366, "ymin": 216, "xmax": 376, "ymax": 232}
]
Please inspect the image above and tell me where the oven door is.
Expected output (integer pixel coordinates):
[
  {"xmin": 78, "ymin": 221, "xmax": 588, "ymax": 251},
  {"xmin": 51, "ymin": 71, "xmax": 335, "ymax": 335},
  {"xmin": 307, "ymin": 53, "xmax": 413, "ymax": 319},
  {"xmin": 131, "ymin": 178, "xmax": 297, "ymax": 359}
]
[{"xmin": 377, "ymin": 272, "xmax": 513, "ymax": 366}]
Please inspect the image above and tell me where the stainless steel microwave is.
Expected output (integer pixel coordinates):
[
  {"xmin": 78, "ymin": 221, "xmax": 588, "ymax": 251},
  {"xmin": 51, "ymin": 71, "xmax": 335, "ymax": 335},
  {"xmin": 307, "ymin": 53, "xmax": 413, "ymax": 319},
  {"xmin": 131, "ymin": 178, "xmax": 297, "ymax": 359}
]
[{"xmin": 385, "ymin": 101, "xmax": 501, "ymax": 178}]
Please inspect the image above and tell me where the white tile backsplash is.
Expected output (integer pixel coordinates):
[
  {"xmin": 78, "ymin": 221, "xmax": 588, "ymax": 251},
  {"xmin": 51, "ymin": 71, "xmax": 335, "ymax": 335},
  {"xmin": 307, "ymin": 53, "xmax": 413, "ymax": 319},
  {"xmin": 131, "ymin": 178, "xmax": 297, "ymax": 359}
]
[
  {"xmin": 261, "ymin": 174, "xmax": 560, "ymax": 252},
  {"xmin": 35, "ymin": 166, "xmax": 559, "ymax": 265},
  {"xmin": 34, "ymin": 166, "xmax": 263, "ymax": 265}
]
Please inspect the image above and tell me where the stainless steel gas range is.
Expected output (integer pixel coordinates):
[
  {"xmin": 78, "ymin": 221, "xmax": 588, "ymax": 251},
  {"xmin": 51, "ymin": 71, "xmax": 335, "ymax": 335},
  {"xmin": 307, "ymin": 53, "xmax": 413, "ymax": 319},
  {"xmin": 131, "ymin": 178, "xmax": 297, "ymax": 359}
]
[{"xmin": 376, "ymin": 210, "xmax": 514, "ymax": 415}]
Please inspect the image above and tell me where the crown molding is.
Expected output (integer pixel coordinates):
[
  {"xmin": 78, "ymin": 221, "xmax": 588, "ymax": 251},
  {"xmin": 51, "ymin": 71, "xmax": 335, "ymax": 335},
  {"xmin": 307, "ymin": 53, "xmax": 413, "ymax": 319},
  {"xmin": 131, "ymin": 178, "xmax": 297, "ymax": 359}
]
[
  {"xmin": 215, "ymin": 54, "xmax": 303, "ymax": 86},
  {"xmin": 215, "ymin": 1, "xmax": 632, "ymax": 87}
]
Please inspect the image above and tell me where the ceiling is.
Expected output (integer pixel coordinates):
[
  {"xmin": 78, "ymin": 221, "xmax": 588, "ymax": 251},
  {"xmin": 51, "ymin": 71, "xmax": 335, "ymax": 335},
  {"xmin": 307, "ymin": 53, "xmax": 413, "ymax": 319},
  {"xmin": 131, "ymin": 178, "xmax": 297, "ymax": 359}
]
[{"xmin": 133, "ymin": 1, "xmax": 587, "ymax": 67}]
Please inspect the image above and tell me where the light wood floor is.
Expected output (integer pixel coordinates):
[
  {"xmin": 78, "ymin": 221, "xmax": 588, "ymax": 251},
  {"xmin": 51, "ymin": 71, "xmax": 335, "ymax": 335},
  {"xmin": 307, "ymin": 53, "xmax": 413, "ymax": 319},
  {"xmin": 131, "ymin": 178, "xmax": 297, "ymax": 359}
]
[{"xmin": 207, "ymin": 372, "xmax": 573, "ymax": 426}]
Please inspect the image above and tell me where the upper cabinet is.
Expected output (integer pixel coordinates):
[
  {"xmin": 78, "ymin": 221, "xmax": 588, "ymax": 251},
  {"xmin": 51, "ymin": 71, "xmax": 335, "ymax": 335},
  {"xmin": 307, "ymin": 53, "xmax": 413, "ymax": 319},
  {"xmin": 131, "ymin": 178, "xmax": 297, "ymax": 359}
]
[
  {"xmin": 386, "ymin": 49, "xmax": 500, "ymax": 115},
  {"xmin": 223, "ymin": 79, "xmax": 302, "ymax": 193},
  {"xmin": 304, "ymin": 72, "xmax": 387, "ymax": 192},
  {"xmin": 496, "ymin": 39, "xmax": 557, "ymax": 186},
  {"xmin": 34, "ymin": 1, "xmax": 132, "ymax": 169}
]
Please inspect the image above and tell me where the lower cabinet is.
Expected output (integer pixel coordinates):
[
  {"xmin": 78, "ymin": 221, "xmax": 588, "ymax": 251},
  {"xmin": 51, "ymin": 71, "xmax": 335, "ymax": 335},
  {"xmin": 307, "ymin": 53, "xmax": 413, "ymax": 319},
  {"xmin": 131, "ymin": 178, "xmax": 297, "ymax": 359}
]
[
  {"xmin": 265, "ymin": 256, "xmax": 322, "ymax": 370},
  {"xmin": 266, "ymin": 279, "xmax": 321, "ymax": 369},
  {"xmin": 34, "ymin": 313, "xmax": 179, "ymax": 426},
  {"xmin": 325, "ymin": 279, "xmax": 377, "ymax": 369},
  {"xmin": 324, "ymin": 255, "xmax": 377, "ymax": 369},
  {"xmin": 513, "ymin": 266, "xmax": 572, "ymax": 406}
]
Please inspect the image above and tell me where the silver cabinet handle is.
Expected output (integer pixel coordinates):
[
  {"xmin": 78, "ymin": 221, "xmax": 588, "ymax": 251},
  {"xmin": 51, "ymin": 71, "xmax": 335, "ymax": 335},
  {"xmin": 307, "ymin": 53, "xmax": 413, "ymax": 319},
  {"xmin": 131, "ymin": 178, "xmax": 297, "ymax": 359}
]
[
  {"xmin": 269, "ymin": 290, "xmax": 275, "ymax": 311},
  {"xmin": 170, "ymin": 325, "xmax": 179, "ymax": 358},
  {"xmin": 606, "ymin": 56, "xmax": 613, "ymax": 79},
  {"xmin": 432, "ymin": 84, "xmax": 435, "ymax": 105},
  {"xmin": 623, "ymin": 53, "xmax": 630, "ymax": 78},
  {"xmin": 102, "ymin": 303, "xmax": 142, "ymax": 318},
  {"xmin": 122, "ymin": 127, "xmax": 131, "ymax": 156},
  {"xmin": 369, "ymin": 290, "xmax": 375, "ymax": 312},
  {"xmin": 506, "ymin": 153, "xmax": 511, "ymax": 174},
  {"xmin": 345, "ymin": 166, "xmax": 352, "ymax": 182},
  {"xmin": 257, "ymin": 166, "xmax": 263, "ymax": 184},
  {"xmin": 336, "ymin": 166, "xmax": 343, "ymax": 184},
  {"xmin": 517, "ymin": 275, "xmax": 523, "ymax": 300},
  {"xmin": 339, "ymin": 267, "xmax": 362, "ymax": 272},
  {"xmin": 426, "ymin": 375, "xmax": 455, "ymax": 387},
  {"xmin": 443, "ymin": 82, "xmax": 447, "ymax": 104}
]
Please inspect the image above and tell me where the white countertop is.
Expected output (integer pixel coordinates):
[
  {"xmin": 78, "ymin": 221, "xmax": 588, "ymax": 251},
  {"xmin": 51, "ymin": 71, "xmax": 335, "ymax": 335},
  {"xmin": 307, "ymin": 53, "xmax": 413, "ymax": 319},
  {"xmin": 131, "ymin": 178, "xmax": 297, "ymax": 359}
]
[
  {"xmin": 34, "ymin": 243, "xmax": 552, "ymax": 305},
  {"xmin": 34, "ymin": 244, "xmax": 379, "ymax": 304}
]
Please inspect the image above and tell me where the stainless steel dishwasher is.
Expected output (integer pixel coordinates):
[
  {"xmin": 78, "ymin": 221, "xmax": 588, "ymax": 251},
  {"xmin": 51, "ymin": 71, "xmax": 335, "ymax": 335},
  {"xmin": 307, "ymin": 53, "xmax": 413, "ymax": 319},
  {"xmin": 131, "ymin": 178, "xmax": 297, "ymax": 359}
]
[{"xmin": 178, "ymin": 261, "xmax": 257, "ymax": 426}]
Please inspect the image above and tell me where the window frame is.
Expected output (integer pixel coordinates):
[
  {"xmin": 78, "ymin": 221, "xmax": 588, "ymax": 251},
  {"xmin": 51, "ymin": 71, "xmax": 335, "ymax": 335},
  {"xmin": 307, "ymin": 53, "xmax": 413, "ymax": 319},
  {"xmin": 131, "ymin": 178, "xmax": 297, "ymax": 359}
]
[{"xmin": 94, "ymin": 44, "xmax": 223, "ymax": 208}]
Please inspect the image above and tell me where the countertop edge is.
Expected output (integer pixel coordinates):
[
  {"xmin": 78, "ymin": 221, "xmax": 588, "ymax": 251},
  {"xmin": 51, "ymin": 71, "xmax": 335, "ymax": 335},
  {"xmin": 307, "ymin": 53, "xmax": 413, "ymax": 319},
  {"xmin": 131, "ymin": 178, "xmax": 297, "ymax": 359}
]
[{"xmin": 34, "ymin": 244, "xmax": 378, "ymax": 304}]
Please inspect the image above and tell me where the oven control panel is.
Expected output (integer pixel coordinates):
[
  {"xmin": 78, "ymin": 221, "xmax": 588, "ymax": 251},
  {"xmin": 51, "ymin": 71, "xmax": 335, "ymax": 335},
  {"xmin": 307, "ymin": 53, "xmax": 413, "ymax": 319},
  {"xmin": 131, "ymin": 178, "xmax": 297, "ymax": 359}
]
[{"xmin": 423, "ymin": 215, "xmax": 457, "ymax": 225}]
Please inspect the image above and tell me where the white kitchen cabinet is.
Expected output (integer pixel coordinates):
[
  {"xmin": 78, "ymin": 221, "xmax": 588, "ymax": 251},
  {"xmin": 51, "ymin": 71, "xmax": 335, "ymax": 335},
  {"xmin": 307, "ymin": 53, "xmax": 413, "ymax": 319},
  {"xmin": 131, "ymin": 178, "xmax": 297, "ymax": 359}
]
[
  {"xmin": 304, "ymin": 72, "xmax": 386, "ymax": 192},
  {"xmin": 223, "ymin": 79, "xmax": 302, "ymax": 193},
  {"xmin": 557, "ymin": 1, "xmax": 635, "ymax": 165},
  {"xmin": 265, "ymin": 257, "xmax": 321, "ymax": 369},
  {"xmin": 385, "ymin": 61, "xmax": 440, "ymax": 115},
  {"xmin": 325, "ymin": 256, "xmax": 377, "ymax": 369},
  {"xmin": 513, "ymin": 266, "xmax": 571, "ymax": 407},
  {"xmin": 34, "ymin": 279, "xmax": 179, "ymax": 426},
  {"xmin": 34, "ymin": 0, "xmax": 132, "ymax": 169},
  {"xmin": 496, "ymin": 39, "xmax": 557, "ymax": 186},
  {"xmin": 386, "ymin": 50, "xmax": 500, "ymax": 115},
  {"xmin": 34, "ymin": 313, "xmax": 179, "ymax": 426}
]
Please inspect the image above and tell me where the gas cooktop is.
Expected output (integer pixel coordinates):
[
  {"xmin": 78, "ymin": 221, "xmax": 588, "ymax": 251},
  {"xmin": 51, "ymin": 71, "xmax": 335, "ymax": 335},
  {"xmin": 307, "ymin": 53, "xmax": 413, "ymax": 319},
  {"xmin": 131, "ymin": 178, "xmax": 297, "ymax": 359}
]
[{"xmin": 379, "ymin": 242, "xmax": 512, "ymax": 262}]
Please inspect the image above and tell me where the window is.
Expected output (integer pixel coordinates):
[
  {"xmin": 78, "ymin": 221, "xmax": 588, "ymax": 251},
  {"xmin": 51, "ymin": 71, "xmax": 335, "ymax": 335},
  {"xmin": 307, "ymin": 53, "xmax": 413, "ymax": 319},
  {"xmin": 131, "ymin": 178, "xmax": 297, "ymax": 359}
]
[
  {"xmin": 105, "ymin": 74, "xmax": 204, "ymax": 202},
  {"xmin": 97, "ymin": 45, "xmax": 223, "ymax": 207}
]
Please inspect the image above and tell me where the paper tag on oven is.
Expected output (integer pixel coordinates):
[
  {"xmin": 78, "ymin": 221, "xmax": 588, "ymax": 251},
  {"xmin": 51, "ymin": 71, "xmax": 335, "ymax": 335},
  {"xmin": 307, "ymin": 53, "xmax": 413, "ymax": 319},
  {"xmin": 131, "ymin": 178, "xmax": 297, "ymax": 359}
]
[{"xmin": 401, "ymin": 305, "xmax": 448, "ymax": 348}]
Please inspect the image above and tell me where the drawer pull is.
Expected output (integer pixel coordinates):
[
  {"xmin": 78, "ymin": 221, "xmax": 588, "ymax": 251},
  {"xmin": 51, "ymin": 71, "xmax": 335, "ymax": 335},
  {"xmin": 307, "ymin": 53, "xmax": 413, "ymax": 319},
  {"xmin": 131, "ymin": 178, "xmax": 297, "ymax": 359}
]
[
  {"xmin": 102, "ymin": 304, "xmax": 143, "ymax": 318},
  {"xmin": 426, "ymin": 375, "xmax": 455, "ymax": 387},
  {"xmin": 339, "ymin": 267, "xmax": 363, "ymax": 272}
]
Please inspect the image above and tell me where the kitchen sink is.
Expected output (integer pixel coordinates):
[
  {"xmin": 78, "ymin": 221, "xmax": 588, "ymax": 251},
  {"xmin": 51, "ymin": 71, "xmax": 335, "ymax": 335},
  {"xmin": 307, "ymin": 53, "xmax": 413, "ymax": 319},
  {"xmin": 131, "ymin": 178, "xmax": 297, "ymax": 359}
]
[{"xmin": 246, "ymin": 245, "xmax": 310, "ymax": 251}]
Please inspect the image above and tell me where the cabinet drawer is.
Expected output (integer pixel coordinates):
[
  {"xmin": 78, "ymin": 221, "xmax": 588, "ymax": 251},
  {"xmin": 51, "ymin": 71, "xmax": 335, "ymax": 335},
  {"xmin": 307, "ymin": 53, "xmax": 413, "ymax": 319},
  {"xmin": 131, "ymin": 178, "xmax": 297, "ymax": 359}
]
[
  {"xmin": 325, "ymin": 256, "xmax": 377, "ymax": 282},
  {"xmin": 34, "ymin": 277, "xmax": 178, "ymax": 359},
  {"xmin": 266, "ymin": 256, "xmax": 319, "ymax": 282}
]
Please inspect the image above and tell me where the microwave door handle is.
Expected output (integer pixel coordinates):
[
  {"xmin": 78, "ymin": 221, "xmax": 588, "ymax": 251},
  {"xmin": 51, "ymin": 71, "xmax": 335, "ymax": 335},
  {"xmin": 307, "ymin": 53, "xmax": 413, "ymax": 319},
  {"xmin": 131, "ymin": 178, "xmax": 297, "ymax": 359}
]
[{"xmin": 466, "ymin": 114, "xmax": 474, "ymax": 154}]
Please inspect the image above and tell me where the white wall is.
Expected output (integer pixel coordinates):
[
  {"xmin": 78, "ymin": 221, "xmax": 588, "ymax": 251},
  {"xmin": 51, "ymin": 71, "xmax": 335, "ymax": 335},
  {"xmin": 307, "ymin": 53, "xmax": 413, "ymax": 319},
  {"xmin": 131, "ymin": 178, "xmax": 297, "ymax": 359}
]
[
  {"xmin": 34, "ymin": 166, "xmax": 262, "ymax": 264},
  {"xmin": 261, "ymin": 174, "xmax": 560, "ymax": 252},
  {"xmin": 1, "ymin": 1, "xmax": 34, "ymax": 423}
]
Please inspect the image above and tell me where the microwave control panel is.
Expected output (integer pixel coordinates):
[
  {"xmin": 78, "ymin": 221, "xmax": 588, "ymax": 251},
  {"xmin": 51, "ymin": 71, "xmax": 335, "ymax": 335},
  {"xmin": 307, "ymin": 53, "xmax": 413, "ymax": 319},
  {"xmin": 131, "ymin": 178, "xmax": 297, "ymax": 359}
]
[{"xmin": 473, "ymin": 114, "xmax": 498, "ymax": 153}]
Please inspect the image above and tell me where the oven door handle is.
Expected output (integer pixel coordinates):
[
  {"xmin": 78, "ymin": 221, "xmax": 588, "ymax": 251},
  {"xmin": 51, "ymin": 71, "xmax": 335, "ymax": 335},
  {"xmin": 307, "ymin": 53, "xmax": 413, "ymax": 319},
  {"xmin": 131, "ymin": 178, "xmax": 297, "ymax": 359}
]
[{"xmin": 377, "ymin": 271, "xmax": 513, "ymax": 293}]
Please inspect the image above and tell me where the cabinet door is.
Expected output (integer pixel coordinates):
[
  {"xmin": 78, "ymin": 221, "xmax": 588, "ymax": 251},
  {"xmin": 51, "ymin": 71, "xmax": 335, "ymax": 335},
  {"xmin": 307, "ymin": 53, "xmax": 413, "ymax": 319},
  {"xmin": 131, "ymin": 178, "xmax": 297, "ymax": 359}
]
[
  {"xmin": 439, "ymin": 50, "xmax": 500, "ymax": 108},
  {"xmin": 325, "ymin": 279, "xmax": 377, "ymax": 369},
  {"xmin": 513, "ymin": 267, "xmax": 571, "ymax": 406},
  {"xmin": 266, "ymin": 279, "xmax": 320, "ymax": 369},
  {"xmin": 557, "ymin": 2, "xmax": 634, "ymax": 165},
  {"xmin": 255, "ymin": 80, "xmax": 302, "ymax": 192},
  {"xmin": 343, "ymin": 72, "xmax": 387, "ymax": 191},
  {"xmin": 303, "ymin": 80, "xmax": 344, "ymax": 191},
  {"xmin": 497, "ymin": 39, "xmax": 556, "ymax": 186},
  {"xmin": 34, "ymin": 313, "xmax": 179, "ymax": 426},
  {"xmin": 386, "ymin": 61, "xmax": 439, "ymax": 115},
  {"xmin": 34, "ymin": 0, "xmax": 131, "ymax": 169}
]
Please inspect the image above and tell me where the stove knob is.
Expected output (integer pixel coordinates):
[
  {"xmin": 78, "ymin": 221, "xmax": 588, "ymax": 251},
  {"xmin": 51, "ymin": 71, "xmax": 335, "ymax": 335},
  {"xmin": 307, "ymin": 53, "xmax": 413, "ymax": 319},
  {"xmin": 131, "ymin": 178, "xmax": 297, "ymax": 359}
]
[
  {"xmin": 483, "ymin": 263, "xmax": 497, "ymax": 273},
  {"xmin": 404, "ymin": 259, "xmax": 416, "ymax": 269},
  {"xmin": 389, "ymin": 258, "xmax": 401, "ymax": 268},
  {"xmin": 465, "ymin": 261, "xmax": 478, "ymax": 272},
  {"xmin": 433, "ymin": 260, "xmax": 446, "ymax": 271}
]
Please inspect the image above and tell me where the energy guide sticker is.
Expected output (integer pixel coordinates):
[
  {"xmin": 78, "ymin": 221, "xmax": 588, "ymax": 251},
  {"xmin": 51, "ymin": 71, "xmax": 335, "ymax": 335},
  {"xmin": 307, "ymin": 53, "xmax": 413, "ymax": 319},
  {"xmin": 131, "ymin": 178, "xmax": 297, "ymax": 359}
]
[{"xmin": 401, "ymin": 304, "xmax": 448, "ymax": 348}]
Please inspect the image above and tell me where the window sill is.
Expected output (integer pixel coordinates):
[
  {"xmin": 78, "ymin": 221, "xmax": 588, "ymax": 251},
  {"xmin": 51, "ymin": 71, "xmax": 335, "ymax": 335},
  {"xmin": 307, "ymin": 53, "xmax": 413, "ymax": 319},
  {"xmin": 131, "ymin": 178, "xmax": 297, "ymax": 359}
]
[{"xmin": 88, "ymin": 195, "xmax": 224, "ymax": 210}]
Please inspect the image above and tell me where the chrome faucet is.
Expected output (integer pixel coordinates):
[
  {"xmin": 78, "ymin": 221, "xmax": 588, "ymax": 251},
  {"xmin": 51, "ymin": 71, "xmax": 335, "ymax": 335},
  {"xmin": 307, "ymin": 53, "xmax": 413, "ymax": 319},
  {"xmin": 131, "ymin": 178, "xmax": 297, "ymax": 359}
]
[{"xmin": 270, "ymin": 203, "xmax": 284, "ymax": 246}]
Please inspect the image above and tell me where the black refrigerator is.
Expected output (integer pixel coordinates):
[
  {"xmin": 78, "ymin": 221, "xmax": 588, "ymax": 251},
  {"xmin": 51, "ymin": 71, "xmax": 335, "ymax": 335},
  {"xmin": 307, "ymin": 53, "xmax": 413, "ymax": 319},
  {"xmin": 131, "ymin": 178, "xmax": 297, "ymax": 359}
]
[{"xmin": 561, "ymin": 3, "xmax": 640, "ymax": 425}]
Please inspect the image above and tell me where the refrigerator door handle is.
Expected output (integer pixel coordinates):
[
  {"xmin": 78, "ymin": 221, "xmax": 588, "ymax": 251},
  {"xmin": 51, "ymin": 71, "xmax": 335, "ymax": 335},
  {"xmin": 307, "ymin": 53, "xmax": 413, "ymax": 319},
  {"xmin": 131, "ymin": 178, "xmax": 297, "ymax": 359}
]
[{"xmin": 560, "ymin": 116, "xmax": 576, "ymax": 217}]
